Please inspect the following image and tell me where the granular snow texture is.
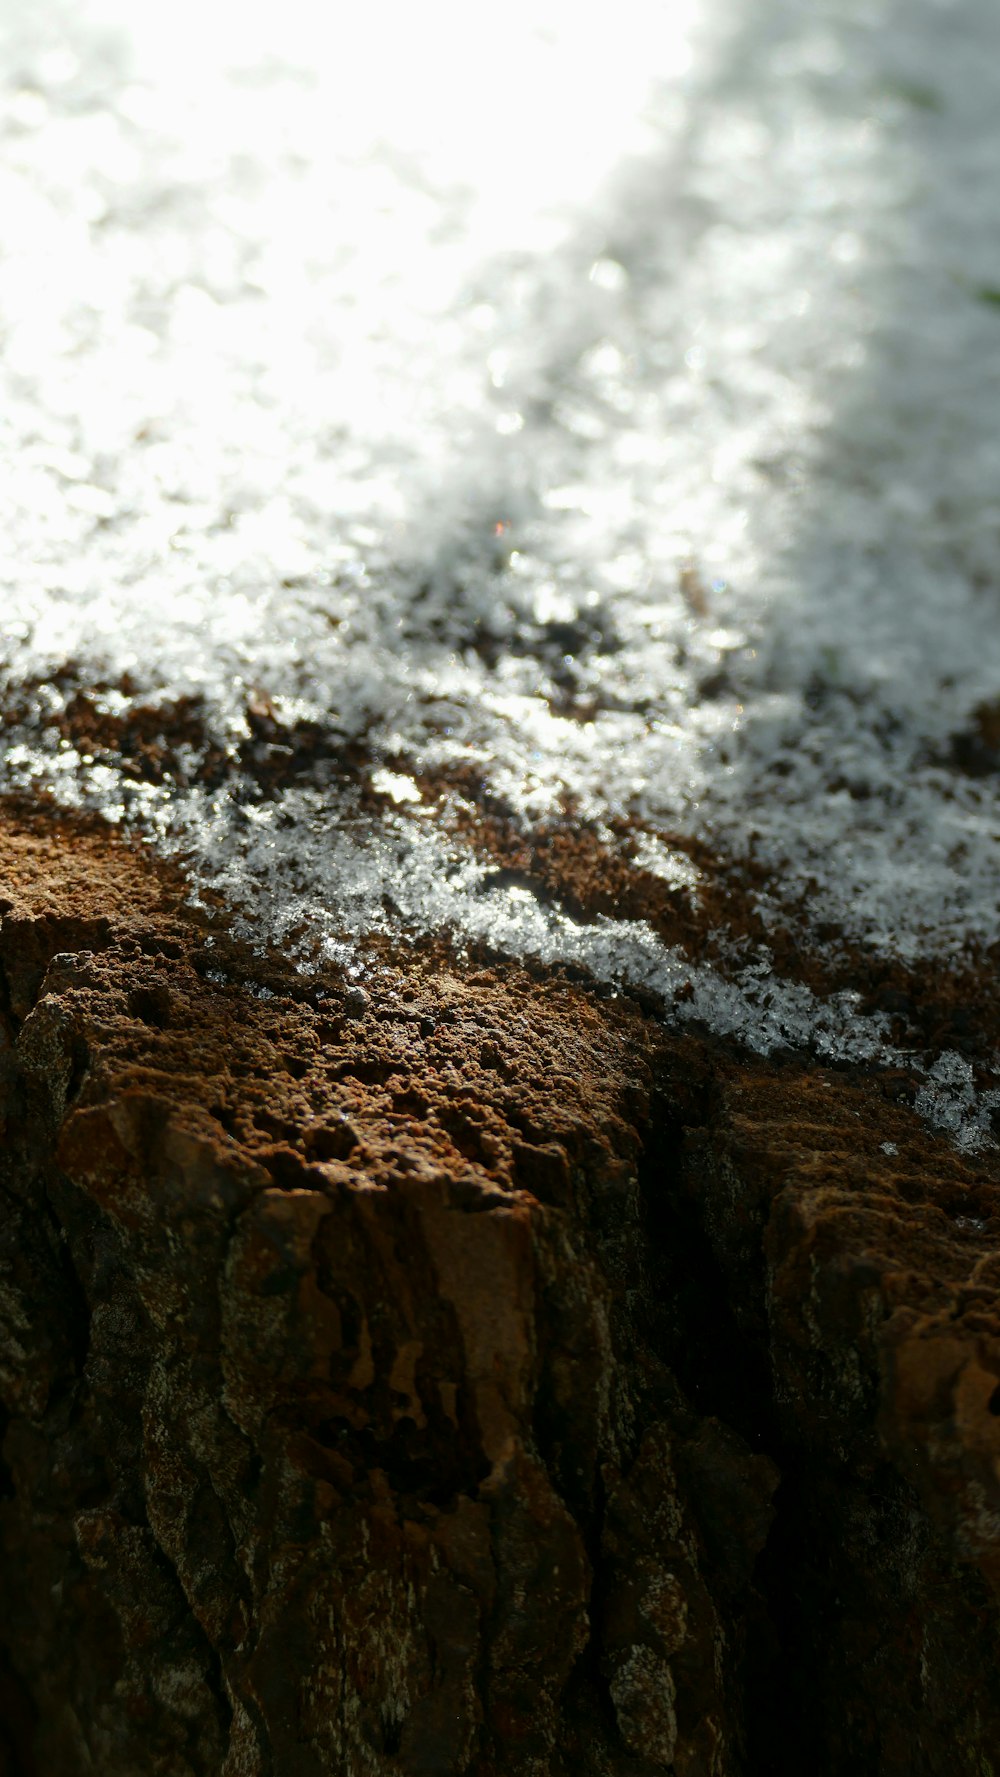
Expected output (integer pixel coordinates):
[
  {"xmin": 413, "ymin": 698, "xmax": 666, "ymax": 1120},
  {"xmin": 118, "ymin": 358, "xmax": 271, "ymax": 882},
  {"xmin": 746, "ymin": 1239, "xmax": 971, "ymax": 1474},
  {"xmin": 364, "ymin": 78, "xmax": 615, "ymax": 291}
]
[{"xmin": 2, "ymin": 0, "xmax": 1000, "ymax": 1116}]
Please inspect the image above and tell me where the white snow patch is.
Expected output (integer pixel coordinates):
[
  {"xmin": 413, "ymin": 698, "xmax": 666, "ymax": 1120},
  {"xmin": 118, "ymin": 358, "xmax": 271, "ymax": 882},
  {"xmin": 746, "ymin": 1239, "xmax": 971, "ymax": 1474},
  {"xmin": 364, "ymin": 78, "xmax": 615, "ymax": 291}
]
[{"xmin": 2, "ymin": 0, "xmax": 1000, "ymax": 1142}]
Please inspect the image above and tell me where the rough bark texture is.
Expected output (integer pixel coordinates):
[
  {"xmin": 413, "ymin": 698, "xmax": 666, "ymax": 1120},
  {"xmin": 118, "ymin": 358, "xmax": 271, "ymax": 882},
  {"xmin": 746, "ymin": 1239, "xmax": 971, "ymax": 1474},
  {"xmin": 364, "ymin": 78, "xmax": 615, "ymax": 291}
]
[{"xmin": 2, "ymin": 804, "xmax": 1000, "ymax": 1775}]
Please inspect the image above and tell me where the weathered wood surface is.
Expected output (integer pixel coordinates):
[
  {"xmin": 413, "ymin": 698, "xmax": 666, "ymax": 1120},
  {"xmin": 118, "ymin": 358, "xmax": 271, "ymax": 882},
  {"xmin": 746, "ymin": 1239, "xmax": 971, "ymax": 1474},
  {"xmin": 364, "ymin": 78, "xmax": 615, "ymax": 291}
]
[
  {"xmin": 4, "ymin": 1, "xmax": 1000, "ymax": 1772},
  {"xmin": 2, "ymin": 808, "xmax": 1000, "ymax": 1774}
]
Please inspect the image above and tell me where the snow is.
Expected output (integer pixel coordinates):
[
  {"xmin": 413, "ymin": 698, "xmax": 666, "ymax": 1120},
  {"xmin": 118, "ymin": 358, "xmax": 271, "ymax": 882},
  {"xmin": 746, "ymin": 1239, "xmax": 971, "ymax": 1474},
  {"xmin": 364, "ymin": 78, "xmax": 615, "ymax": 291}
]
[
  {"xmin": 913, "ymin": 1051, "xmax": 1000, "ymax": 1154},
  {"xmin": 2, "ymin": 0, "xmax": 1000, "ymax": 1138}
]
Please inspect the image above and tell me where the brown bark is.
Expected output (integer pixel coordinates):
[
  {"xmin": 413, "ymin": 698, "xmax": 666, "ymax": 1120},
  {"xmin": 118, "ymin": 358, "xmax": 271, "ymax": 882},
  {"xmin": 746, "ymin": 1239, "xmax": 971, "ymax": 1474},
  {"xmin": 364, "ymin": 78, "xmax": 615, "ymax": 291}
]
[{"xmin": 1, "ymin": 805, "xmax": 999, "ymax": 1774}]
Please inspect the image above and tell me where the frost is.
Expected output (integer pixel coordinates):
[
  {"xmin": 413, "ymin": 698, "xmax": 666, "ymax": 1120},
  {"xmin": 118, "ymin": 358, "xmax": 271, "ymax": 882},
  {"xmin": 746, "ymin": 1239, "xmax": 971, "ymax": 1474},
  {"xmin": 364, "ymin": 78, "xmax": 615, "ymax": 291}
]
[
  {"xmin": 2, "ymin": 0, "xmax": 1000, "ymax": 1144},
  {"xmin": 370, "ymin": 772, "xmax": 423, "ymax": 807},
  {"xmin": 913, "ymin": 1054, "xmax": 1000, "ymax": 1154}
]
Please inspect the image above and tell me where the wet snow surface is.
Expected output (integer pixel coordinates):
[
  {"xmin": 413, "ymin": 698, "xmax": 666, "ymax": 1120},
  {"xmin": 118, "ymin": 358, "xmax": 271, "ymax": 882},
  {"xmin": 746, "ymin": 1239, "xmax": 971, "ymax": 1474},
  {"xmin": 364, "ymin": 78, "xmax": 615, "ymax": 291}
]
[{"xmin": 2, "ymin": 0, "xmax": 1000, "ymax": 1136}]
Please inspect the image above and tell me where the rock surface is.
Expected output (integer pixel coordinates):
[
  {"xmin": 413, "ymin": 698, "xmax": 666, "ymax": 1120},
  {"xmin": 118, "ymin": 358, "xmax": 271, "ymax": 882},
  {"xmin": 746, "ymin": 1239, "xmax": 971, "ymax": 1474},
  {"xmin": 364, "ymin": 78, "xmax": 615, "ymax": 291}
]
[{"xmin": 2, "ymin": 802, "xmax": 1000, "ymax": 1775}]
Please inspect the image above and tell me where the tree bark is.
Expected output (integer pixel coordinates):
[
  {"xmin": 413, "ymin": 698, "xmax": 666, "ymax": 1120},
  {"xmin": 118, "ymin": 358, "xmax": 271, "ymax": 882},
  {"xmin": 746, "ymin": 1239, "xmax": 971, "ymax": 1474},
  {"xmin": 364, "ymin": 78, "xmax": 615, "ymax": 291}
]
[{"xmin": 2, "ymin": 804, "xmax": 999, "ymax": 1775}]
